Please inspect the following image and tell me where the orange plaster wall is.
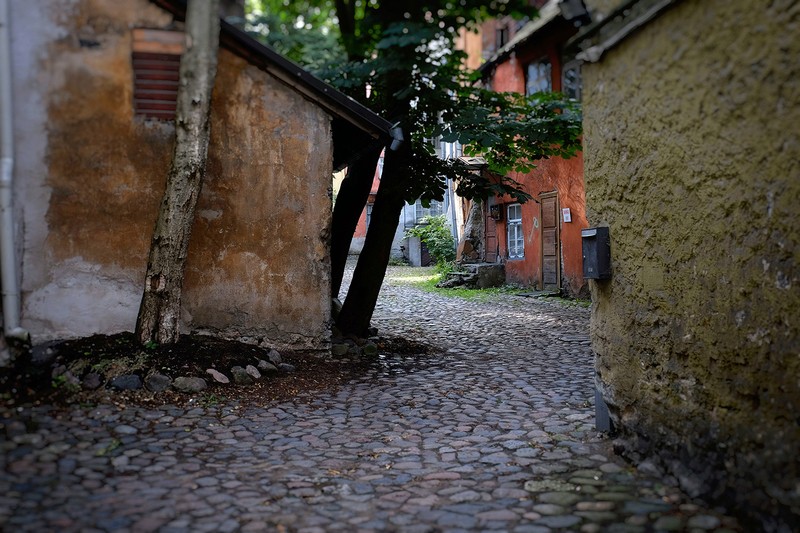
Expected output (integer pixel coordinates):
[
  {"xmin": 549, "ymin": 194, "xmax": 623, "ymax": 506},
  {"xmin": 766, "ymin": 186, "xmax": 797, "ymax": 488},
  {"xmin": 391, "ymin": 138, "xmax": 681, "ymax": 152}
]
[
  {"xmin": 20, "ymin": 0, "xmax": 332, "ymax": 348},
  {"xmin": 484, "ymin": 26, "xmax": 587, "ymax": 297},
  {"xmin": 495, "ymin": 154, "xmax": 587, "ymax": 297}
]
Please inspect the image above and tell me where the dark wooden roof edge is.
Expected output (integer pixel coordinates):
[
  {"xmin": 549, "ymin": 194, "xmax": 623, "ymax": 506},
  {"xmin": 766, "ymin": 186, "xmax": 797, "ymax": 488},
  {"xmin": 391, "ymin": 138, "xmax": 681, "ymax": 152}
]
[
  {"xmin": 149, "ymin": 0, "xmax": 393, "ymax": 141},
  {"xmin": 565, "ymin": 0, "xmax": 683, "ymax": 61}
]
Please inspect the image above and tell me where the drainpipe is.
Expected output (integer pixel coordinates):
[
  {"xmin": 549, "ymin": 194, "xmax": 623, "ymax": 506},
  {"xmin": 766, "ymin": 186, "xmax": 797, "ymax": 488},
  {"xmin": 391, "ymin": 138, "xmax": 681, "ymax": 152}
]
[{"xmin": 0, "ymin": 0, "xmax": 26, "ymax": 339}]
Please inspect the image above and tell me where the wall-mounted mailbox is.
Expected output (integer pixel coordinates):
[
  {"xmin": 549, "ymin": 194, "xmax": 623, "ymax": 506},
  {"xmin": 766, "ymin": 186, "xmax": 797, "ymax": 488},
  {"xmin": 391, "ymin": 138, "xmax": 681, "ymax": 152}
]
[{"xmin": 582, "ymin": 226, "xmax": 611, "ymax": 280}]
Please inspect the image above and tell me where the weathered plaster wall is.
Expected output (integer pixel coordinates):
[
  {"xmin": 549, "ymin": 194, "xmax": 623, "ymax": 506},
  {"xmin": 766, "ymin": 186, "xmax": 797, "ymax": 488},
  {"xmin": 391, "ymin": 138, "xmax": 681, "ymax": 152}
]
[
  {"xmin": 18, "ymin": 0, "xmax": 174, "ymax": 338},
  {"xmin": 582, "ymin": 0, "xmax": 799, "ymax": 527},
  {"xmin": 17, "ymin": 0, "xmax": 332, "ymax": 350},
  {"xmin": 487, "ymin": 39, "xmax": 587, "ymax": 297},
  {"xmin": 184, "ymin": 52, "xmax": 332, "ymax": 349},
  {"xmin": 501, "ymin": 155, "xmax": 587, "ymax": 297}
]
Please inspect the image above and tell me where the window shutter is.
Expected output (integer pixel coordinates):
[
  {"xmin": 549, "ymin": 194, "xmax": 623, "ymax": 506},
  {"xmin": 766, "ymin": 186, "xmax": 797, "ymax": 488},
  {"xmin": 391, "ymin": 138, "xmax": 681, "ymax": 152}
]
[{"xmin": 132, "ymin": 29, "xmax": 185, "ymax": 121}]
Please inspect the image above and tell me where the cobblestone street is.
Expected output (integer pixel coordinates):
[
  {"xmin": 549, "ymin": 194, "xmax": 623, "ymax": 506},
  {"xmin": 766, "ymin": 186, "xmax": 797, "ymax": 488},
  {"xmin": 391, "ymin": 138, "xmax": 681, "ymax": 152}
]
[{"xmin": 1, "ymin": 265, "xmax": 741, "ymax": 532}]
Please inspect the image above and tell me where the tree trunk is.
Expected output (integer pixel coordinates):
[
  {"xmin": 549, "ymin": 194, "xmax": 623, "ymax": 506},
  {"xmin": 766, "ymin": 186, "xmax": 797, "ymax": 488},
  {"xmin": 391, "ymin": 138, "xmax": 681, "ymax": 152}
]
[
  {"xmin": 136, "ymin": 0, "xmax": 221, "ymax": 345},
  {"xmin": 337, "ymin": 144, "xmax": 409, "ymax": 336},
  {"xmin": 330, "ymin": 146, "xmax": 382, "ymax": 298}
]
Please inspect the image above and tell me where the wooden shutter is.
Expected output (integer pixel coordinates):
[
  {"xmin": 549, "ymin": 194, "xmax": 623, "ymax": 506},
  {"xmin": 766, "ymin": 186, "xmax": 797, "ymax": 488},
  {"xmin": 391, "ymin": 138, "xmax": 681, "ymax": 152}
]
[{"xmin": 132, "ymin": 29, "xmax": 185, "ymax": 121}]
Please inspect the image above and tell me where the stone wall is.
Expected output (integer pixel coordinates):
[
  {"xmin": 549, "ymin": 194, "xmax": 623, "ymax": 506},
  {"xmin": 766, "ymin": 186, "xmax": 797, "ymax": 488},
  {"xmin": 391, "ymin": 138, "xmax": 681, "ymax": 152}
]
[
  {"xmin": 582, "ymin": 0, "xmax": 799, "ymax": 528},
  {"xmin": 16, "ymin": 0, "xmax": 332, "ymax": 350}
]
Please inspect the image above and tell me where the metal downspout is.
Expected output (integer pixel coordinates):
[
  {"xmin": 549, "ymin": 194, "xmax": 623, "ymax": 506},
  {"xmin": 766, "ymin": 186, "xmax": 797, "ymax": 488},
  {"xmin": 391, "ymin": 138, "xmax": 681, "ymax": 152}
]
[{"xmin": 0, "ymin": 0, "xmax": 26, "ymax": 339}]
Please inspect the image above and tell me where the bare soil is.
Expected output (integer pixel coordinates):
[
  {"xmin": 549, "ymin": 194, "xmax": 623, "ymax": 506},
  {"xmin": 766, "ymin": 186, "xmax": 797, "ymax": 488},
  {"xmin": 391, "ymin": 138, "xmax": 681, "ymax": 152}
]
[{"xmin": 0, "ymin": 332, "xmax": 437, "ymax": 410}]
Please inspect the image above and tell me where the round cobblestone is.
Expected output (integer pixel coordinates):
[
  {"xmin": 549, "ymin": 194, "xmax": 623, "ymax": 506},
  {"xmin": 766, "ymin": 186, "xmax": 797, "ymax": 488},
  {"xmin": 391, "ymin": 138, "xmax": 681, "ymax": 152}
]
[{"xmin": 0, "ymin": 264, "xmax": 742, "ymax": 531}]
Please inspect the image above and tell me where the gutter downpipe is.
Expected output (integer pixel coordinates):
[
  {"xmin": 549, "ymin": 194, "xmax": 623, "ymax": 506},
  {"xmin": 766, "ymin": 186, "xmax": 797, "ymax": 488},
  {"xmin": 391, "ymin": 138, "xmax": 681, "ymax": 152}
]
[{"xmin": 0, "ymin": 0, "xmax": 26, "ymax": 340}]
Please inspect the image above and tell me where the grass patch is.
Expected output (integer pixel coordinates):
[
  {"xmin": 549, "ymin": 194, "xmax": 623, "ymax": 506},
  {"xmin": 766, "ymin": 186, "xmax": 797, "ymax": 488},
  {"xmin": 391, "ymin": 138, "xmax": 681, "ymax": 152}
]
[
  {"xmin": 403, "ymin": 271, "xmax": 528, "ymax": 301},
  {"xmin": 386, "ymin": 265, "xmax": 591, "ymax": 306}
]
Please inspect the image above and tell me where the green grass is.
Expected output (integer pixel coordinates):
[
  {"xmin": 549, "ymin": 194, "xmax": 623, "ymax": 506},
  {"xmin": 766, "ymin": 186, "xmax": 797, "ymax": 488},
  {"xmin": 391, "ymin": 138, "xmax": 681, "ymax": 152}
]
[
  {"xmin": 386, "ymin": 264, "xmax": 591, "ymax": 306},
  {"xmin": 391, "ymin": 268, "xmax": 527, "ymax": 301}
]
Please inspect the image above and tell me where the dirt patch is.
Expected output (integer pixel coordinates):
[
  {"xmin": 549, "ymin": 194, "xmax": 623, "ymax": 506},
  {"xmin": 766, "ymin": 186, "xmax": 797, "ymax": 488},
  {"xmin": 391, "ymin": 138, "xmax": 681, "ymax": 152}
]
[{"xmin": 0, "ymin": 332, "xmax": 439, "ymax": 410}]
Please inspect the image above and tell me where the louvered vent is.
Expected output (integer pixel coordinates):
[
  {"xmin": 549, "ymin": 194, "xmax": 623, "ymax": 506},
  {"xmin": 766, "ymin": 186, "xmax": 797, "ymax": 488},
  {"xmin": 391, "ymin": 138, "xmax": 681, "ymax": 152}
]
[{"xmin": 132, "ymin": 29, "xmax": 185, "ymax": 121}]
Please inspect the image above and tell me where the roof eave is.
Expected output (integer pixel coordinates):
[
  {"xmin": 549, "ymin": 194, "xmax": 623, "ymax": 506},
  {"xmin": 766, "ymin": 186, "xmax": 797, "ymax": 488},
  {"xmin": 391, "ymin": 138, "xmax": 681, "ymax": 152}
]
[{"xmin": 149, "ymin": 0, "xmax": 392, "ymax": 141}]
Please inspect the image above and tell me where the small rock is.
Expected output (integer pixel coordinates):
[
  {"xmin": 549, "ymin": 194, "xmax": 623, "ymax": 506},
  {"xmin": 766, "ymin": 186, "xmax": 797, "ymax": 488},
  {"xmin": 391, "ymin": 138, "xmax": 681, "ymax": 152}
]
[
  {"xmin": 206, "ymin": 368, "xmax": 230, "ymax": 384},
  {"xmin": 524, "ymin": 479, "xmax": 577, "ymax": 493},
  {"xmin": 361, "ymin": 342, "xmax": 378, "ymax": 356},
  {"xmin": 687, "ymin": 515, "xmax": 721, "ymax": 530},
  {"xmin": 4, "ymin": 420, "xmax": 27, "ymax": 438},
  {"xmin": 278, "ymin": 363, "xmax": 296, "ymax": 373},
  {"xmin": 257, "ymin": 360, "xmax": 279, "ymax": 374},
  {"xmin": 245, "ymin": 365, "xmax": 261, "ymax": 380},
  {"xmin": 267, "ymin": 349, "xmax": 282, "ymax": 365},
  {"xmin": 109, "ymin": 374, "xmax": 142, "ymax": 391},
  {"xmin": 230, "ymin": 366, "xmax": 254, "ymax": 385},
  {"xmin": 653, "ymin": 515, "xmax": 684, "ymax": 531},
  {"xmin": 114, "ymin": 424, "xmax": 138, "ymax": 435},
  {"xmin": 82, "ymin": 372, "xmax": 103, "ymax": 390},
  {"xmin": 51, "ymin": 364, "xmax": 67, "ymax": 378},
  {"xmin": 539, "ymin": 491, "xmax": 581, "ymax": 506},
  {"xmin": 63, "ymin": 371, "xmax": 81, "ymax": 387},
  {"xmin": 636, "ymin": 460, "xmax": 661, "ymax": 476},
  {"xmin": 145, "ymin": 373, "xmax": 172, "ymax": 392},
  {"xmin": 111, "ymin": 455, "xmax": 130, "ymax": 468},
  {"xmin": 331, "ymin": 344, "xmax": 349, "ymax": 357},
  {"xmin": 172, "ymin": 376, "xmax": 207, "ymax": 393}
]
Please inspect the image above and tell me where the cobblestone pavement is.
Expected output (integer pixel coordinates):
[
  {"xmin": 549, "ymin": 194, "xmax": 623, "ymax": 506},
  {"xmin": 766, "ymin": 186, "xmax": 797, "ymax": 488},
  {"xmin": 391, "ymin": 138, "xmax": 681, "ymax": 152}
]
[{"xmin": 1, "ymin": 265, "xmax": 741, "ymax": 532}]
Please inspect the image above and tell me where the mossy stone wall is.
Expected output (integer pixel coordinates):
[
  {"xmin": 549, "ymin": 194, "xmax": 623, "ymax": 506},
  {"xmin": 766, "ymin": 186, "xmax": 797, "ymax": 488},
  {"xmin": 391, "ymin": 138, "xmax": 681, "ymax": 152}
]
[{"xmin": 582, "ymin": 0, "xmax": 799, "ymax": 527}]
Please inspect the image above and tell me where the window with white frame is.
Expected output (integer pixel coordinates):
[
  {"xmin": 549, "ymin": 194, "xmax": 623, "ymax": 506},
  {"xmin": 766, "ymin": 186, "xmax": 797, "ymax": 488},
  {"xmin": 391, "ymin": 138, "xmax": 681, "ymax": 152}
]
[
  {"xmin": 415, "ymin": 199, "xmax": 444, "ymax": 223},
  {"xmin": 525, "ymin": 59, "xmax": 552, "ymax": 96},
  {"xmin": 507, "ymin": 203, "xmax": 524, "ymax": 259}
]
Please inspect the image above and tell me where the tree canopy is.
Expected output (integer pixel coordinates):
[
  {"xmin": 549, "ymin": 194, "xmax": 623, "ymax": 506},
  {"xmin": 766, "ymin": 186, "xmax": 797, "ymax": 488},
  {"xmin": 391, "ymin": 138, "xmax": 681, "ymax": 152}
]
[{"xmin": 246, "ymin": 0, "xmax": 583, "ymax": 335}]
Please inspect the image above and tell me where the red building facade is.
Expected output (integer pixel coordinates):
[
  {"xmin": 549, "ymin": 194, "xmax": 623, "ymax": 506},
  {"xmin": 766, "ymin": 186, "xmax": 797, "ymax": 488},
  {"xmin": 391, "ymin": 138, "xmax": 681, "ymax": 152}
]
[{"xmin": 480, "ymin": 4, "xmax": 588, "ymax": 297}]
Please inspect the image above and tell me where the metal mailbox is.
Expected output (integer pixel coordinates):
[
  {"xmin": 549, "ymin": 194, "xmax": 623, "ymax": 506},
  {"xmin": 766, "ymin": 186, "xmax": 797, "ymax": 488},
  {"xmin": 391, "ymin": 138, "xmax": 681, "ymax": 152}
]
[{"xmin": 581, "ymin": 227, "xmax": 611, "ymax": 280}]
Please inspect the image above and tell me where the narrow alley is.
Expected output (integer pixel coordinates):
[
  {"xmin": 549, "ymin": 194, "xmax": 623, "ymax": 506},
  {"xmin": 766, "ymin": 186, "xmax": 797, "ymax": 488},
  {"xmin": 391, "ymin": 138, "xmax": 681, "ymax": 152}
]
[{"xmin": 0, "ymin": 265, "xmax": 741, "ymax": 532}]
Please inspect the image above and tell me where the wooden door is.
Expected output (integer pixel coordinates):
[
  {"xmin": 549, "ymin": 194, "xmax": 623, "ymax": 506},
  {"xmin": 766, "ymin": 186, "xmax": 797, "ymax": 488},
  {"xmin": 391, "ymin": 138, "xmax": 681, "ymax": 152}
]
[
  {"xmin": 540, "ymin": 192, "xmax": 560, "ymax": 289},
  {"xmin": 485, "ymin": 203, "xmax": 498, "ymax": 262}
]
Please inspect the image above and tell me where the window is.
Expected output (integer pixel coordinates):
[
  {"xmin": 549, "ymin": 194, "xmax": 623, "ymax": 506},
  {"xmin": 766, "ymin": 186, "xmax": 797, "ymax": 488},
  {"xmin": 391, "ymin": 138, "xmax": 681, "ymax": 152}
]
[
  {"xmin": 439, "ymin": 140, "xmax": 462, "ymax": 160},
  {"xmin": 132, "ymin": 29, "xmax": 185, "ymax": 120},
  {"xmin": 562, "ymin": 60, "xmax": 582, "ymax": 101},
  {"xmin": 507, "ymin": 203, "xmax": 524, "ymax": 259},
  {"xmin": 525, "ymin": 59, "xmax": 552, "ymax": 96},
  {"xmin": 496, "ymin": 25, "xmax": 509, "ymax": 49},
  {"xmin": 366, "ymin": 203, "xmax": 373, "ymax": 229},
  {"xmin": 415, "ymin": 199, "xmax": 444, "ymax": 223}
]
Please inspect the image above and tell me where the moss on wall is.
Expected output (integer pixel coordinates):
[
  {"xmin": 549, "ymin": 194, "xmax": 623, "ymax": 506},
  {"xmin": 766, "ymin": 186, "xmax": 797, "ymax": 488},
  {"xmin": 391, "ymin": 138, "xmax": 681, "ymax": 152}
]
[{"xmin": 582, "ymin": 0, "xmax": 799, "ymax": 527}]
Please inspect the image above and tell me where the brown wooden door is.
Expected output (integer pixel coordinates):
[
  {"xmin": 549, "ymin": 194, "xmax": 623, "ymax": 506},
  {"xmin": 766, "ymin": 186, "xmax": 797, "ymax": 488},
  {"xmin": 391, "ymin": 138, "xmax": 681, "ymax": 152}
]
[
  {"xmin": 485, "ymin": 203, "xmax": 498, "ymax": 262},
  {"xmin": 540, "ymin": 192, "xmax": 560, "ymax": 289}
]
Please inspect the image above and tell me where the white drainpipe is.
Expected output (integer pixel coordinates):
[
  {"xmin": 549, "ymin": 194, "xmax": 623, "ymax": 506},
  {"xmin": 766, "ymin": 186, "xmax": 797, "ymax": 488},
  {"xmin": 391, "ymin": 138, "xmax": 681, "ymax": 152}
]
[{"xmin": 0, "ymin": 0, "xmax": 27, "ymax": 339}]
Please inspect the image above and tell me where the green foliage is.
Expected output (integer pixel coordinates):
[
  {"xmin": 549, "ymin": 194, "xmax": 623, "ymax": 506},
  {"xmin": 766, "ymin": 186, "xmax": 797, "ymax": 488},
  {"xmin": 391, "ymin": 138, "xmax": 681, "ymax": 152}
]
[
  {"xmin": 245, "ymin": 0, "xmax": 346, "ymax": 72},
  {"xmin": 405, "ymin": 215, "xmax": 455, "ymax": 266},
  {"xmin": 411, "ymin": 273, "xmax": 528, "ymax": 301},
  {"xmin": 51, "ymin": 374, "xmax": 80, "ymax": 393},
  {"xmin": 247, "ymin": 1, "xmax": 582, "ymax": 205}
]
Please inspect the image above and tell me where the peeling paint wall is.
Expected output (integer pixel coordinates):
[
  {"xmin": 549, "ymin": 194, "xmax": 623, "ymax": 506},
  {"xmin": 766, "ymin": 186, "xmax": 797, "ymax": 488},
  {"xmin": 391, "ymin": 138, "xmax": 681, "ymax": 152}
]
[
  {"xmin": 15, "ymin": 0, "xmax": 332, "ymax": 350},
  {"xmin": 582, "ymin": 0, "xmax": 799, "ymax": 526},
  {"xmin": 497, "ymin": 156, "xmax": 587, "ymax": 297},
  {"xmin": 486, "ymin": 29, "xmax": 587, "ymax": 297}
]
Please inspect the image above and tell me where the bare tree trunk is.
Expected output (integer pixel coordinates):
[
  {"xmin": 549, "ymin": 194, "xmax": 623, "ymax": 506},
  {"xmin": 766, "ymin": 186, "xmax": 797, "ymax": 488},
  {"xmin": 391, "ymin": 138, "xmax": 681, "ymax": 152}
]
[
  {"xmin": 336, "ymin": 143, "xmax": 409, "ymax": 336},
  {"xmin": 330, "ymin": 146, "xmax": 382, "ymax": 299},
  {"xmin": 136, "ymin": 0, "xmax": 221, "ymax": 345}
]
